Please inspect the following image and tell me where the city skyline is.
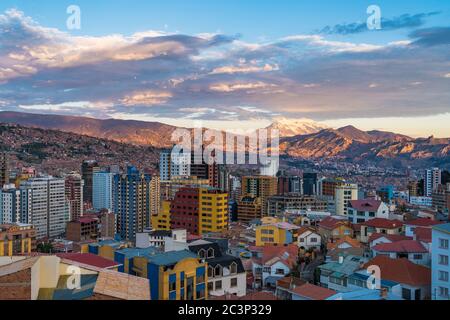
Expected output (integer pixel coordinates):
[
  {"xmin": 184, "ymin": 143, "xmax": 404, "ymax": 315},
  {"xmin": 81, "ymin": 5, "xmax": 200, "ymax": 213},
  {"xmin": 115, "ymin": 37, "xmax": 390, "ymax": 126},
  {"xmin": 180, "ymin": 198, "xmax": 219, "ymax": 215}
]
[{"xmin": 0, "ymin": 1, "xmax": 449, "ymax": 137}]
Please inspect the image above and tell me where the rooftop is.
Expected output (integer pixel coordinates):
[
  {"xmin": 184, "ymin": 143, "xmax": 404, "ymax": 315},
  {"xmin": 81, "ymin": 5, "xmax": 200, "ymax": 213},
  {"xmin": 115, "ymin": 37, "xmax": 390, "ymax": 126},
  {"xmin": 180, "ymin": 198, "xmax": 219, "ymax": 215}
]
[
  {"xmin": 148, "ymin": 250, "xmax": 199, "ymax": 266},
  {"xmin": 56, "ymin": 253, "xmax": 120, "ymax": 269},
  {"xmin": 405, "ymin": 218, "xmax": 444, "ymax": 227},
  {"xmin": 349, "ymin": 200, "xmax": 382, "ymax": 212},
  {"xmin": 291, "ymin": 283, "xmax": 336, "ymax": 300},
  {"xmin": 363, "ymin": 218, "xmax": 403, "ymax": 229},
  {"xmin": 362, "ymin": 256, "xmax": 431, "ymax": 286},
  {"xmin": 93, "ymin": 270, "xmax": 151, "ymax": 300},
  {"xmin": 372, "ymin": 240, "xmax": 428, "ymax": 253}
]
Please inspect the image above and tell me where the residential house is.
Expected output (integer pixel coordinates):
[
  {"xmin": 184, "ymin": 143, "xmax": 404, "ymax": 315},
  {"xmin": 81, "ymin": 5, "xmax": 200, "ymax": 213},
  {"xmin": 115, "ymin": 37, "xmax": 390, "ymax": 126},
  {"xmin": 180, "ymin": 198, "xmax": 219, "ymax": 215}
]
[
  {"xmin": 188, "ymin": 241, "xmax": 246, "ymax": 298},
  {"xmin": 318, "ymin": 255, "xmax": 366, "ymax": 292},
  {"xmin": 275, "ymin": 276, "xmax": 306, "ymax": 300},
  {"xmin": 347, "ymin": 200, "xmax": 389, "ymax": 224},
  {"xmin": 368, "ymin": 233, "xmax": 413, "ymax": 249},
  {"xmin": 404, "ymin": 218, "xmax": 444, "ymax": 237},
  {"xmin": 251, "ymin": 244, "xmax": 299, "ymax": 289},
  {"xmin": 297, "ymin": 226, "xmax": 322, "ymax": 250},
  {"xmin": 318, "ymin": 217, "xmax": 353, "ymax": 242},
  {"xmin": 255, "ymin": 222, "xmax": 300, "ymax": 246},
  {"xmin": 371, "ymin": 240, "xmax": 430, "ymax": 266},
  {"xmin": 362, "ymin": 256, "xmax": 431, "ymax": 300},
  {"xmin": 360, "ymin": 218, "xmax": 404, "ymax": 243},
  {"xmin": 327, "ymin": 236, "xmax": 362, "ymax": 251}
]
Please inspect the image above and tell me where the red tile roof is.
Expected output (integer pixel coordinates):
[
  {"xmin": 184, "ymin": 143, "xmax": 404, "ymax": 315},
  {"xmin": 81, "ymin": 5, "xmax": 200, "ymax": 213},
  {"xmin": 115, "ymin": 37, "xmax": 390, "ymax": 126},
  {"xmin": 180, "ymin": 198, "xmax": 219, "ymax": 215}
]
[
  {"xmin": 260, "ymin": 244, "xmax": 299, "ymax": 268},
  {"xmin": 291, "ymin": 283, "xmax": 336, "ymax": 300},
  {"xmin": 372, "ymin": 240, "xmax": 428, "ymax": 253},
  {"xmin": 318, "ymin": 217, "xmax": 349, "ymax": 230},
  {"xmin": 327, "ymin": 236, "xmax": 362, "ymax": 250},
  {"xmin": 362, "ymin": 256, "xmax": 431, "ymax": 286},
  {"xmin": 363, "ymin": 218, "xmax": 403, "ymax": 229},
  {"xmin": 349, "ymin": 200, "xmax": 382, "ymax": 212},
  {"xmin": 413, "ymin": 227, "xmax": 432, "ymax": 243},
  {"xmin": 405, "ymin": 218, "xmax": 444, "ymax": 227},
  {"xmin": 368, "ymin": 233, "xmax": 412, "ymax": 243},
  {"xmin": 56, "ymin": 253, "xmax": 120, "ymax": 269}
]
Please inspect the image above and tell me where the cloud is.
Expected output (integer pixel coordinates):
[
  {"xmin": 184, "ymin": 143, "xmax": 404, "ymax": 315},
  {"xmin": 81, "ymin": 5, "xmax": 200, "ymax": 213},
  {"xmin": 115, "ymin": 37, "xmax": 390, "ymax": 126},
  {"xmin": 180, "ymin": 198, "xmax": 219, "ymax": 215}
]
[
  {"xmin": 209, "ymin": 81, "xmax": 276, "ymax": 92},
  {"xmin": 0, "ymin": 9, "xmax": 449, "ymax": 125},
  {"xmin": 319, "ymin": 11, "xmax": 441, "ymax": 35},
  {"xmin": 409, "ymin": 27, "xmax": 450, "ymax": 46},
  {"xmin": 210, "ymin": 63, "xmax": 279, "ymax": 75},
  {"xmin": 120, "ymin": 90, "xmax": 173, "ymax": 106}
]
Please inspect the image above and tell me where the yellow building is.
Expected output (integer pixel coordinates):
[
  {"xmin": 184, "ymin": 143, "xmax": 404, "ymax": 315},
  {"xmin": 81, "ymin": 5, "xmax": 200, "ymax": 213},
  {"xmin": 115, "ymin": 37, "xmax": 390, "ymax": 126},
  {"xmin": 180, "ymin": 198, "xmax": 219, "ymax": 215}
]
[
  {"xmin": 255, "ymin": 222, "xmax": 301, "ymax": 246},
  {"xmin": 151, "ymin": 200, "xmax": 171, "ymax": 231},
  {"xmin": 198, "ymin": 188, "xmax": 229, "ymax": 235},
  {"xmin": 150, "ymin": 176, "xmax": 161, "ymax": 217},
  {"xmin": 151, "ymin": 253, "xmax": 208, "ymax": 300},
  {"xmin": 104, "ymin": 246, "xmax": 208, "ymax": 300},
  {"xmin": 0, "ymin": 223, "xmax": 36, "ymax": 256}
]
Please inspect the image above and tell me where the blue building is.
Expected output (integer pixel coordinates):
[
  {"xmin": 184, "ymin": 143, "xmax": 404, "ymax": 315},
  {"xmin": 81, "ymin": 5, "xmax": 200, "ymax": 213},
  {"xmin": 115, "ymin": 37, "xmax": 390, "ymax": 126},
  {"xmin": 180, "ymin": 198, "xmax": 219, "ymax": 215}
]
[
  {"xmin": 432, "ymin": 223, "xmax": 450, "ymax": 300},
  {"xmin": 113, "ymin": 166, "xmax": 151, "ymax": 241},
  {"xmin": 93, "ymin": 172, "xmax": 113, "ymax": 211}
]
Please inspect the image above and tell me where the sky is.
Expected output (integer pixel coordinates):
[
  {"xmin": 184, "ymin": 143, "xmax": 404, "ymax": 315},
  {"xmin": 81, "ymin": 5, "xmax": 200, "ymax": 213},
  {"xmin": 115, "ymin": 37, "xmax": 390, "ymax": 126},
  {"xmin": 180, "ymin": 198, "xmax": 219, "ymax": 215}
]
[{"xmin": 0, "ymin": 0, "xmax": 449, "ymax": 137}]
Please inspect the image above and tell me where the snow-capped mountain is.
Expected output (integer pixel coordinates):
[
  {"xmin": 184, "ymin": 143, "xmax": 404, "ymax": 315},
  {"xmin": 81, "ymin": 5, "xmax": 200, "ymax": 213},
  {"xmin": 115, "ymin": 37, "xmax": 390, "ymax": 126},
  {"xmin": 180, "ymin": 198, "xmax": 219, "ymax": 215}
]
[{"xmin": 266, "ymin": 118, "xmax": 329, "ymax": 137}]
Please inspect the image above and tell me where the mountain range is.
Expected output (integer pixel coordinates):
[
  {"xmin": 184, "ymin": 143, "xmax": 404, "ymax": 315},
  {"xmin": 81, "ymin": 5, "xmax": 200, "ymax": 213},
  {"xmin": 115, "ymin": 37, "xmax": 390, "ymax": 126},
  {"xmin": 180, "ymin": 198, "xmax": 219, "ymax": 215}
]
[{"xmin": 0, "ymin": 111, "xmax": 449, "ymax": 167}]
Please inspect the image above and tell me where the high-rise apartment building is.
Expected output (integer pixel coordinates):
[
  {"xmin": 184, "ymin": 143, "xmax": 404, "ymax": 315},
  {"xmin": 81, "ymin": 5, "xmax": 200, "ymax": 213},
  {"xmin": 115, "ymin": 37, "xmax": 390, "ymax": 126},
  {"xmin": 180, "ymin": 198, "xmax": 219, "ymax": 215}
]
[
  {"xmin": 160, "ymin": 149, "xmax": 190, "ymax": 181},
  {"xmin": 0, "ymin": 153, "xmax": 9, "ymax": 187},
  {"xmin": 113, "ymin": 166, "xmax": 151, "ymax": 241},
  {"xmin": 81, "ymin": 160, "xmax": 100, "ymax": 205},
  {"xmin": 168, "ymin": 186, "xmax": 228, "ymax": 235},
  {"xmin": 335, "ymin": 183, "xmax": 358, "ymax": 216},
  {"xmin": 149, "ymin": 176, "xmax": 161, "ymax": 220},
  {"xmin": 93, "ymin": 171, "xmax": 113, "ymax": 211},
  {"xmin": 198, "ymin": 187, "xmax": 228, "ymax": 235},
  {"xmin": 241, "ymin": 176, "xmax": 277, "ymax": 216},
  {"xmin": 425, "ymin": 168, "xmax": 442, "ymax": 197},
  {"xmin": 20, "ymin": 177, "xmax": 70, "ymax": 239},
  {"xmin": 0, "ymin": 184, "xmax": 22, "ymax": 224},
  {"xmin": 303, "ymin": 172, "xmax": 318, "ymax": 196},
  {"xmin": 65, "ymin": 173, "xmax": 84, "ymax": 221}
]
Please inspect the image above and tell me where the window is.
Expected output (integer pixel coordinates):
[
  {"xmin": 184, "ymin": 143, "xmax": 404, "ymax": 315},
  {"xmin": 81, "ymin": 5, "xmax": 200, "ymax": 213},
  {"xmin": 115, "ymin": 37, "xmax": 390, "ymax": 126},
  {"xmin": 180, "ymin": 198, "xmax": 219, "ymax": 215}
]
[
  {"xmin": 311, "ymin": 237, "xmax": 318, "ymax": 243},
  {"xmin": 169, "ymin": 280, "xmax": 176, "ymax": 292},
  {"xmin": 197, "ymin": 274, "xmax": 205, "ymax": 284},
  {"xmin": 208, "ymin": 266, "xmax": 214, "ymax": 278},
  {"xmin": 215, "ymin": 280, "xmax": 222, "ymax": 290},
  {"xmin": 230, "ymin": 278, "xmax": 238, "ymax": 288},
  {"xmin": 215, "ymin": 265, "xmax": 223, "ymax": 277},
  {"xmin": 439, "ymin": 271, "xmax": 449, "ymax": 282},
  {"xmin": 207, "ymin": 282, "xmax": 214, "ymax": 292},
  {"xmin": 413, "ymin": 254, "xmax": 423, "ymax": 260},
  {"xmin": 439, "ymin": 255, "xmax": 449, "ymax": 266},
  {"xmin": 230, "ymin": 262, "xmax": 237, "ymax": 274},
  {"xmin": 198, "ymin": 249, "xmax": 206, "ymax": 259},
  {"xmin": 439, "ymin": 238, "xmax": 449, "ymax": 249},
  {"xmin": 275, "ymin": 268, "xmax": 285, "ymax": 275},
  {"xmin": 196, "ymin": 288, "xmax": 205, "ymax": 300},
  {"xmin": 402, "ymin": 288, "xmax": 411, "ymax": 300},
  {"xmin": 207, "ymin": 248, "xmax": 215, "ymax": 258},
  {"xmin": 439, "ymin": 287, "xmax": 449, "ymax": 298},
  {"xmin": 263, "ymin": 267, "xmax": 271, "ymax": 273}
]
